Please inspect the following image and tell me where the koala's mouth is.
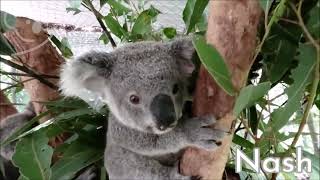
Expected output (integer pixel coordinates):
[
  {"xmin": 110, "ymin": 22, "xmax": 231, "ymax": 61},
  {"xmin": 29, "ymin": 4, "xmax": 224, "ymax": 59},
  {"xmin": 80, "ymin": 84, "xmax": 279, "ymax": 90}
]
[{"xmin": 150, "ymin": 93, "xmax": 178, "ymax": 133}]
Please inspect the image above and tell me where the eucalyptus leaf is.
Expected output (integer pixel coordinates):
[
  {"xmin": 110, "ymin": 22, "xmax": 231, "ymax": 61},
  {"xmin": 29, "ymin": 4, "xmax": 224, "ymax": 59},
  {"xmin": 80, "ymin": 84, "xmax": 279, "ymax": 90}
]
[
  {"xmin": 270, "ymin": 44, "xmax": 316, "ymax": 131},
  {"xmin": 192, "ymin": 35, "xmax": 235, "ymax": 95},
  {"xmin": 50, "ymin": 36, "xmax": 73, "ymax": 58},
  {"xmin": 182, "ymin": 0, "xmax": 209, "ymax": 34},
  {"xmin": 104, "ymin": 14, "xmax": 125, "ymax": 38},
  {"xmin": 107, "ymin": 0, "xmax": 131, "ymax": 16},
  {"xmin": 51, "ymin": 140, "xmax": 103, "ymax": 180},
  {"xmin": 12, "ymin": 130, "xmax": 53, "ymax": 180},
  {"xmin": 303, "ymin": 150, "xmax": 320, "ymax": 180},
  {"xmin": 306, "ymin": 1, "xmax": 320, "ymax": 38},
  {"xmin": 131, "ymin": 6, "xmax": 160, "ymax": 35},
  {"xmin": 0, "ymin": 11, "xmax": 16, "ymax": 32},
  {"xmin": 0, "ymin": 33, "xmax": 16, "ymax": 55},
  {"xmin": 68, "ymin": 0, "xmax": 82, "ymax": 9},
  {"xmin": 234, "ymin": 82, "xmax": 271, "ymax": 116},
  {"xmin": 259, "ymin": 0, "xmax": 274, "ymax": 12},
  {"xmin": 233, "ymin": 135, "xmax": 254, "ymax": 149},
  {"xmin": 163, "ymin": 27, "xmax": 176, "ymax": 39},
  {"xmin": 99, "ymin": 34, "xmax": 110, "ymax": 44}
]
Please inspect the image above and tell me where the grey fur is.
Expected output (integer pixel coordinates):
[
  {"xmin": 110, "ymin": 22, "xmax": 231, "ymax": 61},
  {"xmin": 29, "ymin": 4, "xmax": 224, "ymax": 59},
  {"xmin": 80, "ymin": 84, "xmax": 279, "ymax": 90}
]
[
  {"xmin": 0, "ymin": 103, "xmax": 36, "ymax": 161},
  {"xmin": 60, "ymin": 38, "xmax": 226, "ymax": 180}
]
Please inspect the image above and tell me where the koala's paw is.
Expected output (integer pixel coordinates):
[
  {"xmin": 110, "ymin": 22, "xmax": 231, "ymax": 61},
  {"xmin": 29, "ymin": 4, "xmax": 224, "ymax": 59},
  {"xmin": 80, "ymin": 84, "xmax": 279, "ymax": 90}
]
[{"xmin": 183, "ymin": 116, "xmax": 227, "ymax": 151}]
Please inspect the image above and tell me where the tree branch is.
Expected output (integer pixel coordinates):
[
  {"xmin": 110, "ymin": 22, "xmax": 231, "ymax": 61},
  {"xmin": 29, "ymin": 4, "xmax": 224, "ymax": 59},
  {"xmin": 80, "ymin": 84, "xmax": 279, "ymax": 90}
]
[
  {"xmin": 0, "ymin": 70, "xmax": 59, "ymax": 79},
  {"xmin": 83, "ymin": 0, "xmax": 117, "ymax": 48},
  {"xmin": 0, "ymin": 57, "xmax": 58, "ymax": 90}
]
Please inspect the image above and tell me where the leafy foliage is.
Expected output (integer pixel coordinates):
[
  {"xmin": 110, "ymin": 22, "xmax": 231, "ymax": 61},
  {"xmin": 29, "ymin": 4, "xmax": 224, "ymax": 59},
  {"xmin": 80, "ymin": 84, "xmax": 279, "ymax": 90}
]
[{"xmin": 0, "ymin": 0, "xmax": 319, "ymax": 179}]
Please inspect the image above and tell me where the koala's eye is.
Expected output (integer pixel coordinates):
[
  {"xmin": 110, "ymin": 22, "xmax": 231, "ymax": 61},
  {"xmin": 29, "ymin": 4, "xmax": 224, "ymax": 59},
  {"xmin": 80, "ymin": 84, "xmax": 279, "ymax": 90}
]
[
  {"xmin": 129, "ymin": 95, "xmax": 140, "ymax": 104},
  {"xmin": 172, "ymin": 83, "xmax": 179, "ymax": 95}
]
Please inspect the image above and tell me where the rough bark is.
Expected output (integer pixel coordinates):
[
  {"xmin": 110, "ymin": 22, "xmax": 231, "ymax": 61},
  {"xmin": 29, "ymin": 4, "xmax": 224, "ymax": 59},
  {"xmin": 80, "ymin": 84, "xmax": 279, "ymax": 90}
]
[
  {"xmin": 4, "ymin": 17, "xmax": 64, "ymax": 123},
  {"xmin": 180, "ymin": 1, "xmax": 261, "ymax": 179},
  {"xmin": 0, "ymin": 91, "xmax": 17, "ymax": 121}
]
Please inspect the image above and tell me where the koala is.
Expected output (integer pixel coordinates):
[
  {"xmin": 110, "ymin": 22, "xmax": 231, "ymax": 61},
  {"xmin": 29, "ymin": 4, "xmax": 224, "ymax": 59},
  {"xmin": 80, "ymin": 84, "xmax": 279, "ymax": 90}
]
[
  {"xmin": 60, "ymin": 38, "xmax": 226, "ymax": 180},
  {"xmin": 0, "ymin": 103, "xmax": 36, "ymax": 180}
]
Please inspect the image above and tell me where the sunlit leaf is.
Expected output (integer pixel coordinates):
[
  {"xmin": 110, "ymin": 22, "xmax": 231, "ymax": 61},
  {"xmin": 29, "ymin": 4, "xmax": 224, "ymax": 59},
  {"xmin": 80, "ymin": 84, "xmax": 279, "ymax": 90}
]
[
  {"xmin": 182, "ymin": 0, "xmax": 209, "ymax": 34},
  {"xmin": 163, "ymin": 27, "xmax": 176, "ymax": 39},
  {"xmin": 107, "ymin": 0, "xmax": 131, "ymax": 16},
  {"xmin": 193, "ymin": 35, "xmax": 235, "ymax": 96},
  {"xmin": 104, "ymin": 14, "xmax": 125, "ymax": 38},
  {"xmin": 68, "ymin": 0, "xmax": 82, "ymax": 9},
  {"xmin": 99, "ymin": 34, "xmax": 109, "ymax": 44},
  {"xmin": 132, "ymin": 6, "xmax": 160, "ymax": 35},
  {"xmin": 50, "ymin": 36, "xmax": 73, "ymax": 58}
]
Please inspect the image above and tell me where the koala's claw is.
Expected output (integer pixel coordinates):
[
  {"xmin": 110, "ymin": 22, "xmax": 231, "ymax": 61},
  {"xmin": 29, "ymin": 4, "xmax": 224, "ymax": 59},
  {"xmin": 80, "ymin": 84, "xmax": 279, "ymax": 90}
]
[{"xmin": 183, "ymin": 116, "xmax": 226, "ymax": 151}]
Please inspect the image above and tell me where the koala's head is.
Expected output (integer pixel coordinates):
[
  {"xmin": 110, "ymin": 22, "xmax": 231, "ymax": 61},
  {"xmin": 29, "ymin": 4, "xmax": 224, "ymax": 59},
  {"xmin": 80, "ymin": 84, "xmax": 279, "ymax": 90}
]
[{"xmin": 60, "ymin": 38, "xmax": 195, "ymax": 134}]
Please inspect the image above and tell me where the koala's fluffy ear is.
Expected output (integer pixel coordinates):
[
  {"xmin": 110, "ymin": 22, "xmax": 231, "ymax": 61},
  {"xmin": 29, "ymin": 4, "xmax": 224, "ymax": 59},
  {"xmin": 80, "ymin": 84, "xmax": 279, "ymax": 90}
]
[
  {"xmin": 60, "ymin": 52, "xmax": 114, "ymax": 97},
  {"xmin": 170, "ymin": 38, "xmax": 196, "ymax": 75}
]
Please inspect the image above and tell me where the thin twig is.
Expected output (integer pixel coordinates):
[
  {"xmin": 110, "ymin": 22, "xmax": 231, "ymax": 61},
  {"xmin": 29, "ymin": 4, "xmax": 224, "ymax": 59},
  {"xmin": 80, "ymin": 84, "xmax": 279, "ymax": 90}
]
[
  {"xmin": 0, "ymin": 78, "xmax": 35, "ymax": 92},
  {"xmin": 0, "ymin": 81, "xmax": 14, "ymax": 85},
  {"xmin": 0, "ymin": 57, "xmax": 58, "ymax": 89},
  {"xmin": 0, "ymin": 71, "xmax": 59, "ymax": 79},
  {"xmin": 83, "ymin": 0, "xmax": 117, "ymax": 48}
]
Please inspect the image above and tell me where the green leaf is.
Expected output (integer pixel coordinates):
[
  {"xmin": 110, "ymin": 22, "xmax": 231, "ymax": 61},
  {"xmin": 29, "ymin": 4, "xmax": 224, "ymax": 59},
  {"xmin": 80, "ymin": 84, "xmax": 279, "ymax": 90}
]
[
  {"xmin": 131, "ymin": 6, "xmax": 160, "ymax": 35},
  {"xmin": 12, "ymin": 130, "xmax": 53, "ymax": 180},
  {"xmin": 270, "ymin": 44, "xmax": 316, "ymax": 131},
  {"xmin": 51, "ymin": 140, "xmax": 103, "ymax": 180},
  {"xmin": 262, "ymin": 23, "xmax": 301, "ymax": 83},
  {"xmin": 303, "ymin": 151, "xmax": 320, "ymax": 180},
  {"xmin": 100, "ymin": 0, "xmax": 108, "ymax": 8},
  {"xmin": 99, "ymin": 34, "xmax": 109, "ymax": 44},
  {"xmin": 259, "ymin": 0, "xmax": 274, "ymax": 12},
  {"xmin": 50, "ymin": 36, "xmax": 73, "ymax": 58},
  {"xmin": 192, "ymin": 35, "xmax": 235, "ymax": 96},
  {"xmin": 107, "ymin": 0, "xmax": 131, "ymax": 16},
  {"xmin": 234, "ymin": 82, "xmax": 271, "ymax": 116},
  {"xmin": 66, "ymin": 7, "xmax": 81, "ymax": 15},
  {"xmin": 182, "ymin": 0, "xmax": 209, "ymax": 34},
  {"xmin": 0, "ymin": 11, "xmax": 16, "ymax": 32},
  {"xmin": 0, "ymin": 33, "xmax": 16, "ymax": 55},
  {"xmin": 68, "ymin": 0, "xmax": 82, "ymax": 9},
  {"xmin": 306, "ymin": 1, "xmax": 320, "ymax": 39},
  {"xmin": 233, "ymin": 135, "xmax": 254, "ymax": 149},
  {"xmin": 103, "ymin": 14, "xmax": 124, "ymax": 38},
  {"xmin": 163, "ymin": 27, "xmax": 176, "ymax": 39}
]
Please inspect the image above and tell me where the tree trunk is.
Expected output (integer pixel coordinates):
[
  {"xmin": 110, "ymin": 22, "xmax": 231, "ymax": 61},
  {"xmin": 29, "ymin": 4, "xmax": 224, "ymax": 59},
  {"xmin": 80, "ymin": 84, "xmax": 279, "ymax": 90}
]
[
  {"xmin": 4, "ymin": 17, "xmax": 64, "ymax": 123},
  {"xmin": 180, "ymin": 1, "xmax": 261, "ymax": 179},
  {"xmin": 0, "ymin": 91, "xmax": 17, "ymax": 121},
  {"xmin": 4, "ymin": 17, "xmax": 67, "ymax": 150}
]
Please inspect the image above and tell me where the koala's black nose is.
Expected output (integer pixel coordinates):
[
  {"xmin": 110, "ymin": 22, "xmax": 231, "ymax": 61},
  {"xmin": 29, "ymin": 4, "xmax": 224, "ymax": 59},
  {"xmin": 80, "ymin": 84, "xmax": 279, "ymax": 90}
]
[{"xmin": 150, "ymin": 94, "xmax": 176, "ymax": 131}]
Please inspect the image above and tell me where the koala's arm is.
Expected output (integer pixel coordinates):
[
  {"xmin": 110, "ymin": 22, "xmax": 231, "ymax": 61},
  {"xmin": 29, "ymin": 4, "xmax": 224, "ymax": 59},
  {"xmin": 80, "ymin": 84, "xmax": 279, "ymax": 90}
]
[
  {"xmin": 108, "ymin": 115, "xmax": 225, "ymax": 157},
  {"xmin": 0, "ymin": 102, "xmax": 36, "ymax": 160}
]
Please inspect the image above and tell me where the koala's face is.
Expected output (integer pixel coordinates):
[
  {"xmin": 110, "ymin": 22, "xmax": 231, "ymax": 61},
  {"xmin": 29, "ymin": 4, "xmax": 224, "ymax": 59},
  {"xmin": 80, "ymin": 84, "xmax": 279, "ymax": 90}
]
[{"xmin": 60, "ymin": 38, "xmax": 195, "ymax": 134}]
